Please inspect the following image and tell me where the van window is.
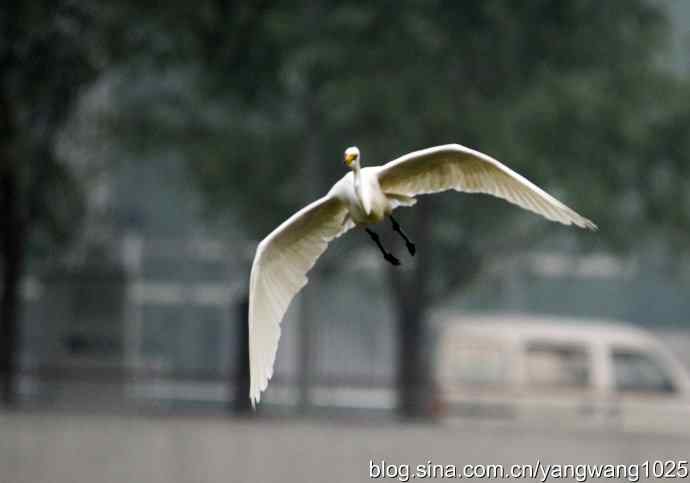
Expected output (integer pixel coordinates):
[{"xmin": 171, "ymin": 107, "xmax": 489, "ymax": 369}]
[
  {"xmin": 439, "ymin": 340, "xmax": 507, "ymax": 386},
  {"xmin": 611, "ymin": 349, "xmax": 676, "ymax": 394},
  {"xmin": 526, "ymin": 342, "xmax": 590, "ymax": 389}
]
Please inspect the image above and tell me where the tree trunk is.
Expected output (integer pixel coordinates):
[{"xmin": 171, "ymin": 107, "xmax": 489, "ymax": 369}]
[
  {"xmin": 297, "ymin": 81, "xmax": 323, "ymax": 413},
  {"xmin": 233, "ymin": 293, "xmax": 252, "ymax": 413},
  {"xmin": 390, "ymin": 201, "xmax": 434, "ymax": 419},
  {"xmin": 396, "ymin": 296, "xmax": 430, "ymax": 418},
  {"xmin": 0, "ymin": 166, "xmax": 25, "ymax": 407},
  {"xmin": 1, "ymin": 79, "xmax": 24, "ymax": 407}
]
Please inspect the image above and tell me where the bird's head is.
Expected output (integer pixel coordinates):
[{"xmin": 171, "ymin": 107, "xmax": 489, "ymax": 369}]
[{"xmin": 344, "ymin": 146, "xmax": 360, "ymax": 169}]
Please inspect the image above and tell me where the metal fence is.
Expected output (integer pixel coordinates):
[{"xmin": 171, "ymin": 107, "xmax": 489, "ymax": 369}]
[{"xmin": 16, "ymin": 234, "xmax": 397, "ymax": 412}]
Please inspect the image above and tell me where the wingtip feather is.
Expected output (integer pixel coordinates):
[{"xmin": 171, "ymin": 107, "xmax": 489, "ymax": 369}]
[{"xmin": 580, "ymin": 218, "xmax": 598, "ymax": 231}]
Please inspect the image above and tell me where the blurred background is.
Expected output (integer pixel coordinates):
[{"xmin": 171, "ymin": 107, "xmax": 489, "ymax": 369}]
[{"xmin": 2, "ymin": 1, "xmax": 690, "ymax": 482}]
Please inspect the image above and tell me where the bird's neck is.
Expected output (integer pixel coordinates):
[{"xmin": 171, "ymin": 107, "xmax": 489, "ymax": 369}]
[
  {"xmin": 353, "ymin": 163, "xmax": 363, "ymax": 200},
  {"xmin": 352, "ymin": 163, "xmax": 372, "ymax": 214},
  {"xmin": 353, "ymin": 163, "xmax": 362, "ymax": 180}
]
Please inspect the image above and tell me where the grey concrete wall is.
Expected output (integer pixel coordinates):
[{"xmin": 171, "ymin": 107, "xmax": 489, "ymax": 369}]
[{"xmin": 2, "ymin": 412, "xmax": 689, "ymax": 483}]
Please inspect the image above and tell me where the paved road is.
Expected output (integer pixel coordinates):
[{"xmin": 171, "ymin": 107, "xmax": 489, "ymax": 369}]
[{"xmin": 1, "ymin": 411, "xmax": 689, "ymax": 483}]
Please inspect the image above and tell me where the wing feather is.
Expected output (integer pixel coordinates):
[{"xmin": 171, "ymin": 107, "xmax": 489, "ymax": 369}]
[
  {"xmin": 248, "ymin": 194, "xmax": 353, "ymax": 406},
  {"xmin": 377, "ymin": 144, "xmax": 596, "ymax": 230}
]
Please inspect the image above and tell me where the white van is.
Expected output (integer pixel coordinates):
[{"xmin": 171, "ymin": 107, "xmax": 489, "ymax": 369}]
[{"xmin": 434, "ymin": 314, "xmax": 690, "ymax": 434}]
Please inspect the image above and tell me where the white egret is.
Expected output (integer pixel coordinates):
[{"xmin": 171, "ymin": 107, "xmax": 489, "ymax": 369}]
[{"xmin": 248, "ymin": 143, "xmax": 596, "ymax": 406}]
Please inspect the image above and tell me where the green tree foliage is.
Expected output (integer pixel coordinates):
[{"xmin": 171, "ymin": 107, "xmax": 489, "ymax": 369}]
[
  {"xmin": 105, "ymin": 0, "xmax": 690, "ymax": 416},
  {"xmin": 0, "ymin": 1, "xmax": 121, "ymax": 404}
]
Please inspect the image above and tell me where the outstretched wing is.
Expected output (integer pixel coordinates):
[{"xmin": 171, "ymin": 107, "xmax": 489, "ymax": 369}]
[
  {"xmin": 377, "ymin": 144, "xmax": 596, "ymax": 229},
  {"xmin": 248, "ymin": 194, "xmax": 353, "ymax": 406}
]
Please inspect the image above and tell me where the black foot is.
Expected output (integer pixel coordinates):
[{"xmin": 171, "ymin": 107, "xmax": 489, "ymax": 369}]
[
  {"xmin": 390, "ymin": 216, "xmax": 415, "ymax": 257},
  {"xmin": 384, "ymin": 253, "xmax": 401, "ymax": 266}
]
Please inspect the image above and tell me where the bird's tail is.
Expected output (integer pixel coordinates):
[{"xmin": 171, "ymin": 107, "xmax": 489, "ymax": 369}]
[{"xmin": 387, "ymin": 193, "xmax": 417, "ymax": 210}]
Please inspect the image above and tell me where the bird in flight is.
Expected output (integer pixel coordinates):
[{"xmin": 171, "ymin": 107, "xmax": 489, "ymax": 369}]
[{"xmin": 248, "ymin": 143, "xmax": 596, "ymax": 406}]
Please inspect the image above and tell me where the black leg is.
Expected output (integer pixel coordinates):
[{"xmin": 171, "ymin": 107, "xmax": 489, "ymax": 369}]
[
  {"xmin": 390, "ymin": 215, "xmax": 416, "ymax": 256},
  {"xmin": 365, "ymin": 228, "xmax": 400, "ymax": 266}
]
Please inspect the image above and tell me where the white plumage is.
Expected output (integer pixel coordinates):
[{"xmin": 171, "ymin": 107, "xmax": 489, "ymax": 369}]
[{"xmin": 248, "ymin": 143, "xmax": 596, "ymax": 406}]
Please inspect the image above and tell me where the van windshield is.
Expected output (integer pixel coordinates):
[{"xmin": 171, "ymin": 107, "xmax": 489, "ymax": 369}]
[{"xmin": 611, "ymin": 349, "xmax": 676, "ymax": 394}]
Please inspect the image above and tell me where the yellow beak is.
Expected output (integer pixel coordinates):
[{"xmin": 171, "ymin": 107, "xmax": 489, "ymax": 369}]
[{"xmin": 344, "ymin": 153, "xmax": 356, "ymax": 166}]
